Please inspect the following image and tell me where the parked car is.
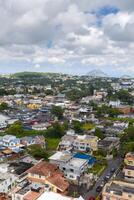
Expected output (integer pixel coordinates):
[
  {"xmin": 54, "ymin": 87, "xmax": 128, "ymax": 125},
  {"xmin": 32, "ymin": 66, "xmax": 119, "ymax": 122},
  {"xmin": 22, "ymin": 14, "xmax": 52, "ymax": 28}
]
[
  {"xmin": 104, "ymin": 173, "xmax": 111, "ymax": 181},
  {"xmin": 88, "ymin": 197, "xmax": 95, "ymax": 200},
  {"xmin": 96, "ymin": 185, "xmax": 103, "ymax": 192},
  {"xmin": 110, "ymin": 167, "xmax": 116, "ymax": 173}
]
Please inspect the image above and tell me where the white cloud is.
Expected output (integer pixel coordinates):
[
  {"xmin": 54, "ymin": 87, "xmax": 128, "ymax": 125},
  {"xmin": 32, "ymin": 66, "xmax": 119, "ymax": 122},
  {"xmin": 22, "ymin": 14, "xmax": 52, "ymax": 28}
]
[
  {"xmin": 34, "ymin": 63, "xmax": 41, "ymax": 68},
  {"xmin": 103, "ymin": 12, "xmax": 134, "ymax": 42},
  {"xmin": 0, "ymin": 0, "xmax": 133, "ymax": 75}
]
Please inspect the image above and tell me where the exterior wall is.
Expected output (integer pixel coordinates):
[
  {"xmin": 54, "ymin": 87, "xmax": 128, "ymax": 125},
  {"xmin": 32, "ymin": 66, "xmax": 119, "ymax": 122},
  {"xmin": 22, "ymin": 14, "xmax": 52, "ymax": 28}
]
[
  {"xmin": 124, "ymin": 168, "xmax": 134, "ymax": 179},
  {"xmin": 59, "ymin": 162, "xmax": 88, "ymax": 180},
  {"xmin": 45, "ymin": 180, "xmax": 58, "ymax": 193},
  {"xmin": 118, "ymin": 107, "xmax": 131, "ymax": 114},
  {"xmin": 12, "ymin": 193, "xmax": 24, "ymax": 200},
  {"xmin": 27, "ymin": 173, "xmax": 46, "ymax": 183},
  {"xmin": 102, "ymin": 181, "xmax": 134, "ymax": 200},
  {"xmin": 73, "ymin": 138, "xmax": 98, "ymax": 152},
  {"xmin": 0, "ymin": 174, "xmax": 18, "ymax": 193}
]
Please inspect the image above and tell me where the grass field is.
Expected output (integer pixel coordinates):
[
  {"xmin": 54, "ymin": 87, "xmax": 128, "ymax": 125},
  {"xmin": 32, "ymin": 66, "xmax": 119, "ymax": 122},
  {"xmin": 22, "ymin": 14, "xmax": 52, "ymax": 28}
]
[{"xmin": 46, "ymin": 138, "xmax": 60, "ymax": 151}]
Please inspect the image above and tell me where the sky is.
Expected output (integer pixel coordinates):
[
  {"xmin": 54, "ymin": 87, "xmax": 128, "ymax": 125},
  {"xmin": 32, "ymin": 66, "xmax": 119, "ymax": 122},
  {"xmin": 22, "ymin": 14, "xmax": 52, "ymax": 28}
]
[{"xmin": 0, "ymin": 0, "xmax": 134, "ymax": 76}]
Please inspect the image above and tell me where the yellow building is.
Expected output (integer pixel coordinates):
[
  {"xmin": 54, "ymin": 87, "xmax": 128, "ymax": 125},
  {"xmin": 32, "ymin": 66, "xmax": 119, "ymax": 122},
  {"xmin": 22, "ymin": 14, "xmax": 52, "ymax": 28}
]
[
  {"xmin": 124, "ymin": 152, "xmax": 134, "ymax": 166},
  {"xmin": 27, "ymin": 103, "xmax": 41, "ymax": 110}
]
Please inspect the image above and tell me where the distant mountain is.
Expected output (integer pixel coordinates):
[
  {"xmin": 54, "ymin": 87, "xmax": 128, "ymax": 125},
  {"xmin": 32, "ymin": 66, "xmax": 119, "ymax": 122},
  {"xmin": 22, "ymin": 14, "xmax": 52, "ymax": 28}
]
[
  {"xmin": 87, "ymin": 69, "xmax": 108, "ymax": 77},
  {"xmin": 12, "ymin": 71, "xmax": 61, "ymax": 78},
  {"xmin": 120, "ymin": 75, "xmax": 132, "ymax": 79}
]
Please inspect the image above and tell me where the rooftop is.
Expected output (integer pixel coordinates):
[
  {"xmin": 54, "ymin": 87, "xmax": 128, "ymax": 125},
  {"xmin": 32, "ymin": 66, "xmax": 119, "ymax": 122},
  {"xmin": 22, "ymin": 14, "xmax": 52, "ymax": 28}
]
[
  {"xmin": 49, "ymin": 151, "xmax": 72, "ymax": 162},
  {"xmin": 68, "ymin": 158, "xmax": 88, "ymax": 167},
  {"xmin": 104, "ymin": 181, "xmax": 134, "ymax": 196},
  {"xmin": 38, "ymin": 192, "xmax": 84, "ymax": 200},
  {"xmin": 27, "ymin": 161, "xmax": 61, "ymax": 177}
]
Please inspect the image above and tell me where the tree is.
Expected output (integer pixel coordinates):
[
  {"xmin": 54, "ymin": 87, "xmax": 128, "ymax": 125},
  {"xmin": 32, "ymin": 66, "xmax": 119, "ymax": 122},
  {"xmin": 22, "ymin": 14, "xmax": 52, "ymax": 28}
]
[
  {"xmin": 95, "ymin": 128, "xmax": 104, "ymax": 139},
  {"xmin": 72, "ymin": 121, "xmax": 83, "ymax": 133},
  {"xmin": 0, "ymin": 102, "xmax": 8, "ymax": 110},
  {"xmin": 51, "ymin": 106, "xmax": 64, "ymax": 119},
  {"xmin": 46, "ymin": 122, "xmax": 65, "ymax": 138},
  {"xmin": 27, "ymin": 144, "xmax": 48, "ymax": 160},
  {"xmin": 96, "ymin": 105, "xmax": 121, "ymax": 118},
  {"xmin": 6, "ymin": 121, "xmax": 23, "ymax": 135},
  {"xmin": 45, "ymin": 89, "xmax": 53, "ymax": 95},
  {"xmin": 94, "ymin": 149, "xmax": 107, "ymax": 157}
]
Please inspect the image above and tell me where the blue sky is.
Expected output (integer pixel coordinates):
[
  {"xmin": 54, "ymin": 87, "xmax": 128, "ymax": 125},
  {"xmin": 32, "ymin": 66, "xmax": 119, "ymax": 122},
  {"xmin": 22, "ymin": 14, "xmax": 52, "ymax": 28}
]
[{"xmin": 0, "ymin": 0, "xmax": 134, "ymax": 76}]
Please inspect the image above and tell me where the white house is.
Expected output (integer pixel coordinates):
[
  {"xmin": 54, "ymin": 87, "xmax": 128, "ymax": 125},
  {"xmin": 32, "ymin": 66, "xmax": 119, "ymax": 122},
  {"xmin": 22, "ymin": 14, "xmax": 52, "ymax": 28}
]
[
  {"xmin": 0, "ymin": 164, "xmax": 18, "ymax": 193},
  {"xmin": 2, "ymin": 135, "xmax": 20, "ymax": 148},
  {"xmin": 59, "ymin": 157, "xmax": 88, "ymax": 180},
  {"xmin": 37, "ymin": 191, "xmax": 84, "ymax": 200}
]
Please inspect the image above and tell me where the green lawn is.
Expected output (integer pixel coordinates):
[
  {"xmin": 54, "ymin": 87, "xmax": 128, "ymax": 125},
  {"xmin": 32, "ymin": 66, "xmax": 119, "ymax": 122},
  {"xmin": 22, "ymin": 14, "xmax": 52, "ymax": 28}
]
[
  {"xmin": 46, "ymin": 138, "xmax": 60, "ymax": 151},
  {"xmin": 82, "ymin": 123, "xmax": 95, "ymax": 131},
  {"xmin": 88, "ymin": 160, "xmax": 107, "ymax": 176}
]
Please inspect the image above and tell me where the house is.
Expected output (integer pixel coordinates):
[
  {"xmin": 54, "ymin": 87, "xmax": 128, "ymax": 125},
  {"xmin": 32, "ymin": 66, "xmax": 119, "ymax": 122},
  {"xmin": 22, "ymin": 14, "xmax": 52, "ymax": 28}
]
[
  {"xmin": 37, "ymin": 191, "xmax": 84, "ymax": 200},
  {"xmin": 59, "ymin": 157, "xmax": 88, "ymax": 181},
  {"xmin": 32, "ymin": 123, "xmax": 48, "ymax": 131},
  {"xmin": 49, "ymin": 151, "xmax": 72, "ymax": 166},
  {"xmin": 20, "ymin": 135, "xmax": 45, "ymax": 148},
  {"xmin": 123, "ymin": 152, "xmax": 134, "ymax": 181},
  {"xmin": 124, "ymin": 152, "xmax": 134, "ymax": 166},
  {"xmin": 123, "ymin": 165, "xmax": 134, "ymax": 181},
  {"xmin": 0, "ymin": 164, "xmax": 18, "ymax": 193},
  {"xmin": 98, "ymin": 137, "xmax": 120, "ymax": 153},
  {"xmin": 27, "ymin": 161, "xmax": 69, "ymax": 194},
  {"xmin": 117, "ymin": 105, "xmax": 131, "ymax": 114},
  {"xmin": 59, "ymin": 134, "xmax": 98, "ymax": 152},
  {"xmin": 12, "ymin": 182, "xmax": 45, "ymax": 200},
  {"xmin": 2, "ymin": 135, "xmax": 20, "ymax": 148},
  {"xmin": 102, "ymin": 180, "xmax": 134, "ymax": 200},
  {"xmin": 113, "ymin": 121, "xmax": 129, "ymax": 129},
  {"xmin": 55, "ymin": 93, "xmax": 66, "ymax": 103},
  {"xmin": 73, "ymin": 135, "xmax": 98, "ymax": 152},
  {"xmin": 0, "ymin": 193, "xmax": 8, "ymax": 200},
  {"xmin": 109, "ymin": 100, "xmax": 121, "ymax": 108},
  {"xmin": 20, "ymin": 136, "xmax": 36, "ymax": 147},
  {"xmin": 58, "ymin": 134, "xmax": 76, "ymax": 151}
]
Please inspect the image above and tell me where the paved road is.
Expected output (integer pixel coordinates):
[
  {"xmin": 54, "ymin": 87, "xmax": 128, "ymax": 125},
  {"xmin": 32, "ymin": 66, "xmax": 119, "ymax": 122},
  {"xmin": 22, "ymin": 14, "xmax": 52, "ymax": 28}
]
[{"xmin": 84, "ymin": 157, "xmax": 122, "ymax": 200}]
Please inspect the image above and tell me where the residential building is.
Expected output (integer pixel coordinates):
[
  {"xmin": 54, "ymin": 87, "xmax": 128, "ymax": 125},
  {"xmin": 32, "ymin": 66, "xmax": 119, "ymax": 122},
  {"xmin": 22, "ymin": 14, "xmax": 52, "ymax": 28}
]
[
  {"xmin": 123, "ymin": 152, "xmax": 134, "ymax": 181},
  {"xmin": 124, "ymin": 152, "xmax": 134, "ymax": 166},
  {"xmin": 2, "ymin": 135, "xmax": 20, "ymax": 148},
  {"xmin": 59, "ymin": 134, "xmax": 98, "ymax": 152},
  {"xmin": 37, "ymin": 191, "xmax": 84, "ymax": 200},
  {"xmin": 102, "ymin": 180, "xmax": 134, "ymax": 200},
  {"xmin": 59, "ymin": 157, "xmax": 88, "ymax": 181},
  {"xmin": 27, "ymin": 161, "xmax": 69, "ymax": 194},
  {"xmin": 0, "ymin": 164, "xmax": 18, "ymax": 193},
  {"xmin": 98, "ymin": 137, "xmax": 120, "ymax": 153},
  {"xmin": 49, "ymin": 151, "xmax": 72, "ymax": 166},
  {"xmin": 73, "ymin": 135, "xmax": 98, "ymax": 152}
]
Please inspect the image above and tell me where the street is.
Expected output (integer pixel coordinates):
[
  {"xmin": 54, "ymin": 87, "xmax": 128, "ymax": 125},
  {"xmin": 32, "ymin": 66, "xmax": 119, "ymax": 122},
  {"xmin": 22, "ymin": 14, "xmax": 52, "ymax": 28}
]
[{"xmin": 84, "ymin": 157, "xmax": 122, "ymax": 200}]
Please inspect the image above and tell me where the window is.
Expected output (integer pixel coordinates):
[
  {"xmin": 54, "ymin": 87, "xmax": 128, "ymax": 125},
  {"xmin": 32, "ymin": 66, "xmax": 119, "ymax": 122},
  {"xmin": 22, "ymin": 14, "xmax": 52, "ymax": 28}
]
[
  {"xmin": 70, "ymin": 175, "xmax": 74, "ymax": 178},
  {"xmin": 80, "ymin": 146, "xmax": 85, "ymax": 149},
  {"xmin": 128, "ymin": 171, "xmax": 131, "ymax": 176},
  {"xmin": 70, "ymin": 169, "xmax": 74, "ymax": 172}
]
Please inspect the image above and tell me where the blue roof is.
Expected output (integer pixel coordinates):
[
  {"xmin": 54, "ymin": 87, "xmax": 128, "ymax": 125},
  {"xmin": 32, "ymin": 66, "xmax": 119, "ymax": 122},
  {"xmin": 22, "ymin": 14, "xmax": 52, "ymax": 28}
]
[{"xmin": 74, "ymin": 153, "xmax": 96, "ymax": 165}]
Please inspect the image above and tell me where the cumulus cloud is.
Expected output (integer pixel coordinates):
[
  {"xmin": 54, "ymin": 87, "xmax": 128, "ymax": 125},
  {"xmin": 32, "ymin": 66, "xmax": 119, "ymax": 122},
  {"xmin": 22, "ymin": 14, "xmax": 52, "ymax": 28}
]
[{"xmin": 0, "ymin": 0, "xmax": 133, "ymax": 75}]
